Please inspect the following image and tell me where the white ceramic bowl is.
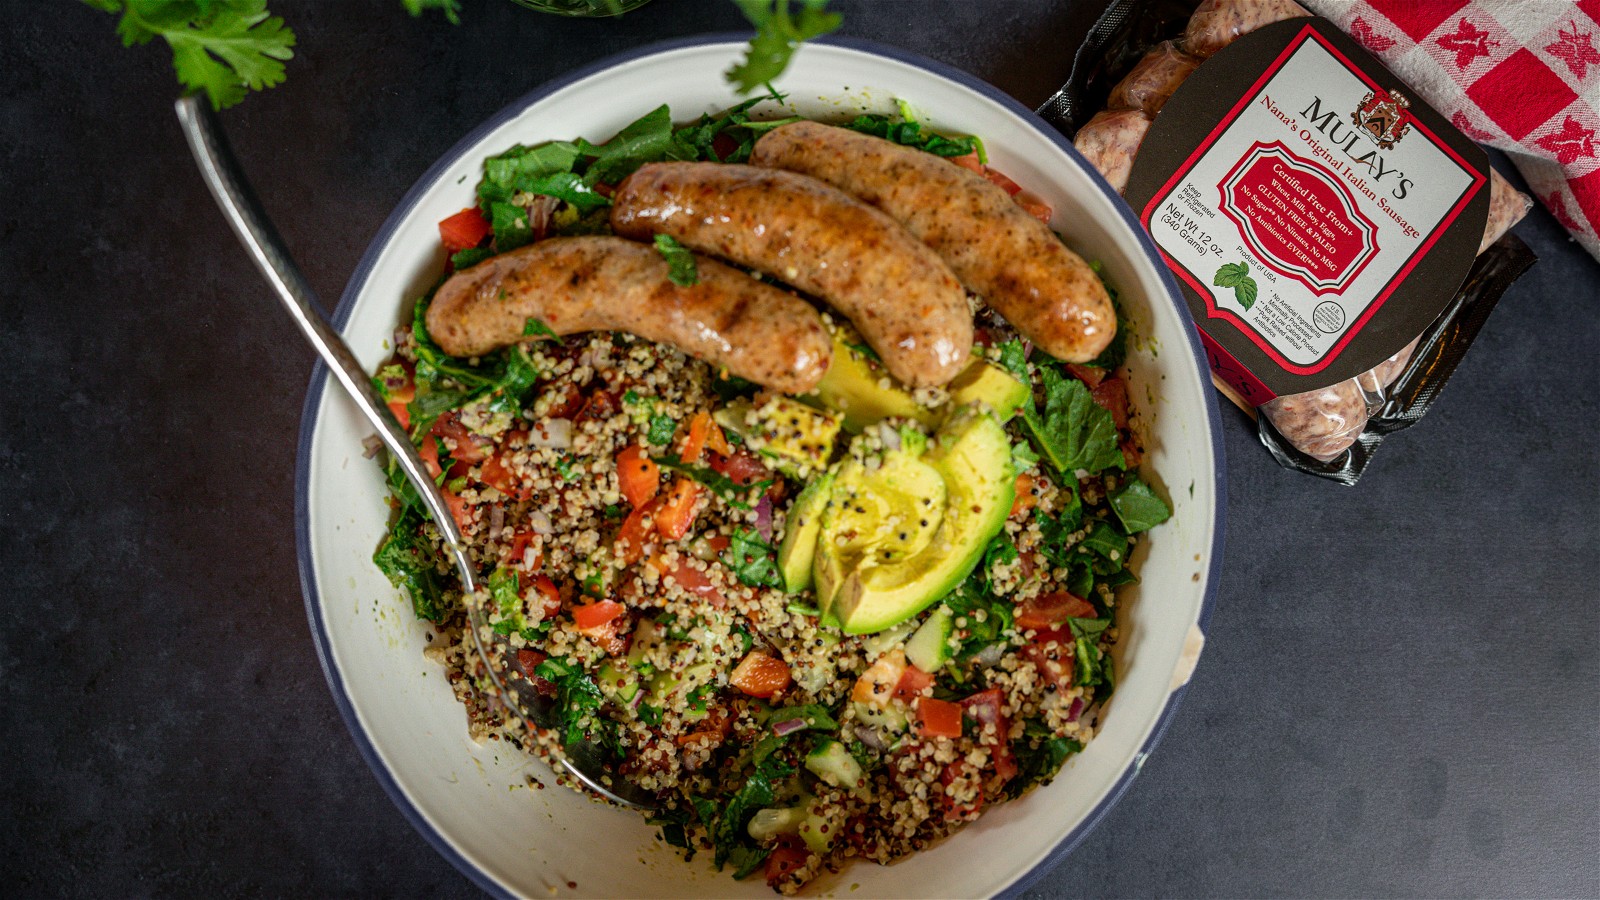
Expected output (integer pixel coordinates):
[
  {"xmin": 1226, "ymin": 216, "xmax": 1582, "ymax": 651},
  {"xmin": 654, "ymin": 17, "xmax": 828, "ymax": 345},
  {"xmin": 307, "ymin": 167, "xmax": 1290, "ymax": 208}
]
[{"xmin": 296, "ymin": 35, "xmax": 1226, "ymax": 898}]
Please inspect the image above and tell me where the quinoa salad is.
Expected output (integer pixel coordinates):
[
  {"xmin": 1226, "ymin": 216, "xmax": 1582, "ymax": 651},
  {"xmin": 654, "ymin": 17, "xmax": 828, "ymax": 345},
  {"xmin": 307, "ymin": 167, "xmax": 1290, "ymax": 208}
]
[{"xmin": 369, "ymin": 95, "xmax": 1171, "ymax": 893}]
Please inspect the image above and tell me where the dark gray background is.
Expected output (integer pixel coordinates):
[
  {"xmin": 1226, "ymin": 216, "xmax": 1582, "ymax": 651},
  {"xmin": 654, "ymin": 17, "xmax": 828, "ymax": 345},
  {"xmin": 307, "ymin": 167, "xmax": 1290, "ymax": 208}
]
[{"xmin": 3, "ymin": 0, "xmax": 1596, "ymax": 896}]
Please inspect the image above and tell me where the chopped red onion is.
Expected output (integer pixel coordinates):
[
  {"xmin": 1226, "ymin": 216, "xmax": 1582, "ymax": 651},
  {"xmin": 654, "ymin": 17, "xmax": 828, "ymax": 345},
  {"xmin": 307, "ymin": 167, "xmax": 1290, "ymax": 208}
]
[
  {"xmin": 754, "ymin": 496, "xmax": 775, "ymax": 542},
  {"xmin": 850, "ymin": 724, "xmax": 887, "ymax": 752},
  {"xmin": 488, "ymin": 505, "xmax": 505, "ymax": 534},
  {"xmin": 771, "ymin": 717, "xmax": 808, "ymax": 737},
  {"xmin": 528, "ymin": 510, "xmax": 553, "ymax": 536},
  {"xmin": 1067, "ymin": 696, "xmax": 1084, "ymax": 723},
  {"xmin": 361, "ymin": 435, "xmax": 383, "ymax": 459}
]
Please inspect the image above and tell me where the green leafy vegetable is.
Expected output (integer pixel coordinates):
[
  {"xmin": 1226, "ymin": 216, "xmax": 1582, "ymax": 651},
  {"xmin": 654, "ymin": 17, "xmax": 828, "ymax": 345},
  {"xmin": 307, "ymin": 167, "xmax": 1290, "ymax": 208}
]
[
  {"xmin": 372, "ymin": 508, "xmax": 446, "ymax": 622},
  {"xmin": 656, "ymin": 455, "xmax": 772, "ymax": 509},
  {"xmin": 579, "ymin": 104, "xmax": 685, "ymax": 184},
  {"xmin": 1109, "ymin": 478, "xmax": 1171, "ymax": 534},
  {"xmin": 516, "ymin": 171, "xmax": 612, "ymax": 213},
  {"xmin": 842, "ymin": 113, "xmax": 979, "ymax": 158},
  {"xmin": 723, "ymin": 528, "xmax": 783, "ymax": 588},
  {"xmin": 450, "ymin": 247, "xmax": 493, "ymax": 270},
  {"xmin": 729, "ymin": 845, "xmax": 772, "ymax": 880},
  {"xmin": 1213, "ymin": 260, "xmax": 1258, "ymax": 310},
  {"xmin": 1007, "ymin": 719, "xmax": 1083, "ymax": 798},
  {"xmin": 533, "ymin": 657, "xmax": 616, "ymax": 749},
  {"xmin": 522, "ymin": 317, "xmax": 558, "ymax": 340},
  {"xmin": 1079, "ymin": 520, "xmax": 1129, "ymax": 573},
  {"xmin": 654, "ymin": 234, "xmax": 700, "ymax": 287},
  {"xmin": 995, "ymin": 339, "xmax": 1030, "ymax": 379},
  {"xmin": 726, "ymin": 0, "xmax": 842, "ymax": 93},
  {"xmin": 399, "ymin": 0, "xmax": 459, "ymax": 24},
  {"xmin": 647, "ymin": 414, "xmax": 677, "ymax": 446},
  {"xmin": 700, "ymin": 754, "xmax": 794, "ymax": 869},
  {"xmin": 1085, "ymin": 269, "xmax": 1128, "ymax": 370},
  {"xmin": 1023, "ymin": 366, "xmax": 1125, "ymax": 477},
  {"xmin": 93, "ymin": 0, "xmax": 296, "ymax": 110}
]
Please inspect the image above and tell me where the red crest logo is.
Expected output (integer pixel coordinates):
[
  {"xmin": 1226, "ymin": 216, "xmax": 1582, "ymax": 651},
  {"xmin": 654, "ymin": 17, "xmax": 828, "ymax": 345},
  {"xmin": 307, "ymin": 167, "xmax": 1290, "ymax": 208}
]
[{"xmin": 1352, "ymin": 89, "xmax": 1414, "ymax": 150}]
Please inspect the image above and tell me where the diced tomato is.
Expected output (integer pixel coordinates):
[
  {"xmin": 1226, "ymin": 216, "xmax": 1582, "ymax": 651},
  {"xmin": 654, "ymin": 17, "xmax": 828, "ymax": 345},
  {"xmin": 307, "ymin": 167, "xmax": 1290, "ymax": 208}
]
[
  {"xmin": 764, "ymin": 837, "xmax": 811, "ymax": 889},
  {"xmin": 442, "ymin": 489, "xmax": 472, "ymax": 532},
  {"xmin": 1023, "ymin": 641, "xmax": 1076, "ymax": 691},
  {"xmin": 892, "ymin": 665, "xmax": 934, "ymax": 704},
  {"xmin": 1016, "ymin": 191, "xmax": 1053, "ymax": 224},
  {"xmin": 616, "ymin": 444, "xmax": 660, "ymax": 508},
  {"xmin": 386, "ymin": 400, "xmax": 412, "ymax": 431},
  {"xmin": 503, "ymin": 528, "xmax": 542, "ymax": 572},
  {"xmin": 710, "ymin": 132, "xmax": 741, "ymax": 162},
  {"xmin": 432, "ymin": 412, "xmax": 490, "ymax": 464},
  {"xmin": 730, "ymin": 651, "xmax": 792, "ymax": 698},
  {"xmin": 515, "ymin": 648, "xmax": 558, "ymax": 696},
  {"xmin": 529, "ymin": 573, "xmax": 562, "ymax": 620},
  {"xmin": 852, "ymin": 650, "xmax": 907, "ymax": 707},
  {"xmin": 959, "ymin": 687, "xmax": 1017, "ymax": 782},
  {"xmin": 938, "ymin": 760, "xmax": 984, "ymax": 818},
  {"xmin": 678, "ymin": 411, "xmax": 720, "ymax": 464},
  {"xmin": 574, "ymin": 388, "xmax": 620, "ymax": 426},
  {"xmin": 1010, "ymin": 472, "xmax": 1038, "ymax": 519},
  {"xmin": 1091, "ymin": 376, "xmax": 1130, "ymax": 431},
  {"xmin": 916, "ymin": 697, "xmax": 964, "ymax": 738},
  {"xmin": 647, "ymin": 555, "xmax": 726, "ymax": 606},
  {"xmin": 710, "ymin": 450, "xmax": 771, "ymax": 487},
  {"xmin": 479, "ymin": 452, "xmax": 530, "ymax": 501},
  {"xmin": 701, "ymin": 534, "xmax": 731, "ymax": 554},
  {"xmin": 615, "ymin": 505, "xmax": 655, "ymax": 566},
  {"xmin": 1015, "ymin": 591, "xmax": 1097, "ymax": 631},
  {"xmin": 544, "ymin": 383, "xmax": 584, "ymax": 419},
  {"xmin": 652, "ymin": 478, "xmax": 702, "ymax": 541},
  {"xmin": 1121, "ymin": 438, "xmax": 1143, "ymax": 470},
  {"xmin": 950, "ymin": 151, "xmax": 985, "ymax": 173},
  {"xmin": 383, "ymin": 376, "xmax": 415, "ymax": 431},
  {"xmin": 438, "ymin": 206, "xmax": 491, "ymax": 253},
  {"xmin": 982, "ymin": 167, "xmax": 1023, "ymax": 196},
  {"xmin": 417, "ymin": 432, "xmax": 444, "ymax": 480},
  {"xmin": 573, "ymin": 599, "xmax": 624, "ymax": 634},
  {"xmin": 1065, "ymin": 363, "xmax": 1107, "ymax": 389}
]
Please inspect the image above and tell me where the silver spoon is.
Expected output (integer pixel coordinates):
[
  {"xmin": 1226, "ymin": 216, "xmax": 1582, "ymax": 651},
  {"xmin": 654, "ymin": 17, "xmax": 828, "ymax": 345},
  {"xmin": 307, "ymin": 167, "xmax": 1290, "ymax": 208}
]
[{"xmin": 175, "ymin": 94, "xmax": 654, "ymax": 809}]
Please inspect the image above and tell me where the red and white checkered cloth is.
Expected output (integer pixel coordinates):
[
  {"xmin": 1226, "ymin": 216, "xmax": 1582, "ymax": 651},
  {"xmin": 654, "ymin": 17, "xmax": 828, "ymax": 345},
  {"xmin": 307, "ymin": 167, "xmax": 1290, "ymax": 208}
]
[{"xmin": 1305, "ymin": 0, "xmax": 1600, "ymax": 259}]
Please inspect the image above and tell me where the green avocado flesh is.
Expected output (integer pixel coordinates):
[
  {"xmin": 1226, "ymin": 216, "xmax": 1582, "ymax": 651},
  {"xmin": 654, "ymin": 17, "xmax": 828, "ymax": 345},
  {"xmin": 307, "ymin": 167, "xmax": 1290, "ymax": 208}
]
[
  {"xmin": 815, "ymin": 406, "xmax": 1014, "ymax": 635},
  {"xmin": 778, "ymin": 472, "xmax": 834, "ymax": 593},
  {"xmin": 946, "ymin": 359, "xmax": 1029, "ymax": 421},
  {"xmin": 802, "ymin": 333, "xmax": 940, "ymax": 433}
]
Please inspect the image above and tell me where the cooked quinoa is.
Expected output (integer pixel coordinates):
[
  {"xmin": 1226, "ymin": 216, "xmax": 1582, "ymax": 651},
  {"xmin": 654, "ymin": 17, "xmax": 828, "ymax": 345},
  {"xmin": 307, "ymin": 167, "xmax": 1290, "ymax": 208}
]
[{"xmin": 368, "ymin": 102, "xmax": 1169, "ymax": 894}]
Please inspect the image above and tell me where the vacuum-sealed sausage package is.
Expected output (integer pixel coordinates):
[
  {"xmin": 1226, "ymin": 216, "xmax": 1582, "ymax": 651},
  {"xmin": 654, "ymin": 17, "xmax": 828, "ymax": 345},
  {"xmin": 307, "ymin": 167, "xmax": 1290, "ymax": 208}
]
[{"xmin": 1042, "ymin": 0, "xmax": 1537, "ymax": 483}]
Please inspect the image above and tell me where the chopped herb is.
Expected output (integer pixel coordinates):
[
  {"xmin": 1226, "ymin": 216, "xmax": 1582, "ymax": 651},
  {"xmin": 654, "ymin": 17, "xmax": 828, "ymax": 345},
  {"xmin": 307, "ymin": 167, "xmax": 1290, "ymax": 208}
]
[
  {"xmin": 842, "ymin": 113, "xmax": 979, "ymax": 157},
  {"xmin": 725, "ymin": 0, "xmax": 841, "ymax": 94},
  {"xmin": 722, "ymin": 528, "xmax": 783, "ymax": 588},
  {"xmin": 655, "ymin": 455, "xmax": 772, "ymax": 509},
  {"xmin": 554, "ymin": 455, "xmax": 582, "ymax": 482},
  {"xmin": 533, "ymin": 657, "xmax": 615, "ymax": 749},
  {"xmin": 1109, "ymin": 477, "xmax": 1171, "ymax": 534},
  {"xmin": 647, "ymin": 414, "xmax": 678, "ymax": 446},
  {"xmin": 450, "ymin": 246, "xmax": 494, "ymax": 270},
  {"xmin": 522, "ymin": 316, "xmax": 558, "ymax": 340},
  {"xmin": 1023, "ymin": 364, "xmax": 1125, "ymax": 477},
  {"xmin": 653, "ymin": 234, "xmax": 699, "ymax": 286},
  {"xmin": 995, "ymin": 339, "xmax": 1030, "ymax": 379},
  {"xmin": 372, "ymin": 507, "xmax": 446, "ymax": 622}
]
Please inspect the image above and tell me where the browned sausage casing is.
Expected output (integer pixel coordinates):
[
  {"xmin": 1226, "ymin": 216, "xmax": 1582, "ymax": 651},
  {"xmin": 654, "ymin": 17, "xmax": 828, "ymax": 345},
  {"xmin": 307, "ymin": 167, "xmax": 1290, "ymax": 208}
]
[
  {"xmin": 751, "ymin": 121, "xmax": 1117, "ymax": 364},
  {"xmin": 425, "ymin": 236, "xmax": 831, "ymax": 395},
  {"xmin": 611, "ymin": 162, "xmax": 972, "ymax": 387}
]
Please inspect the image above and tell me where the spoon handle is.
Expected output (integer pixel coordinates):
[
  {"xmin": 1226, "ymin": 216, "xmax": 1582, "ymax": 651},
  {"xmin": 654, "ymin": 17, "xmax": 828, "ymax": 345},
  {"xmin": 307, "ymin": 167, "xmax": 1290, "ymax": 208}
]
[{"xmin": 172, "ymin": 95, "xmax": 479, "ymax": 595}]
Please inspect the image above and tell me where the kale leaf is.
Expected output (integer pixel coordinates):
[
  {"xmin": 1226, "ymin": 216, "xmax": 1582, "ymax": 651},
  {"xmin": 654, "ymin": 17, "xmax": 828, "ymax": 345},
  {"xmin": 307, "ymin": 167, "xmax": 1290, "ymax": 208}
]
[{"xmin": 1023, "ymin": 365, "xmax": 1125, "ymax": 477}]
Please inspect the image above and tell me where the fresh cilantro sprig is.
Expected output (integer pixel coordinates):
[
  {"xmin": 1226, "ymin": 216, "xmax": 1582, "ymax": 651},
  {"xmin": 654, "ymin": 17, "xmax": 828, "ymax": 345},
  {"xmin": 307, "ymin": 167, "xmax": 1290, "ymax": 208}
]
[
  {"xmin": 726, "ymin": 0, "xmax": 842, "ymax": 93},
  {"xmin": 89, "ymin": 0, "xmax": 296, "ymax": 110},
  {"xmin": 653, "ymin": 234, "xmax": 700, "ymax": 287}
]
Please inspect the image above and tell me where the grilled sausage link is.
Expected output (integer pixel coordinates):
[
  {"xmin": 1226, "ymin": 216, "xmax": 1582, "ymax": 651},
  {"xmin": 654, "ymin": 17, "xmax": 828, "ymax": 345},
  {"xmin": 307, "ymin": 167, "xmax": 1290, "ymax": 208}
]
[
  {"xmin": 611, "ymin": 162, "xmax": 972, "ymax": 387},
  {"xmin": 425, "ymin": 236, "xmax": 831, "ymax": 394},
  {"xmin": 751, "ymin": 121, "xmax": 1117, "ymax": 364}
]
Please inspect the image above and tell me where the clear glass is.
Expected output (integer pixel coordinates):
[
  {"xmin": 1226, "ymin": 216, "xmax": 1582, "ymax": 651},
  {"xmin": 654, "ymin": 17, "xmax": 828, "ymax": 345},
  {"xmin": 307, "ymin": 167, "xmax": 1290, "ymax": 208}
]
[{"xmin": 506, "ymin": 0, "xmax": 654, "ymax": 16}]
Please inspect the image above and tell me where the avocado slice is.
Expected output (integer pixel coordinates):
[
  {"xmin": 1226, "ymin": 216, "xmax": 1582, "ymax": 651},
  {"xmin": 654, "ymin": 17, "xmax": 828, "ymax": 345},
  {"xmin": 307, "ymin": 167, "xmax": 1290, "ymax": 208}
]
[
  {"xmin": 944, "ymin": 359, "xmax": 1029, "ymax": 422},
  {"xmin": 819, "ymin": 406, "xmax": 1015, "ymax": 635},
  {"xmin": 802, "ymin": 332, "xmax": 940, "ymax": 433},
  {"xmin": 813, "ymin": 450, "xmax": 948, "ymax": 616},
  {"xmin": 716, "ymin": 396, "xmax": 842, "ymax": 477},
  {"xmin": 777, "ymin": 471, "xmax": 834, "ymax": 593}
]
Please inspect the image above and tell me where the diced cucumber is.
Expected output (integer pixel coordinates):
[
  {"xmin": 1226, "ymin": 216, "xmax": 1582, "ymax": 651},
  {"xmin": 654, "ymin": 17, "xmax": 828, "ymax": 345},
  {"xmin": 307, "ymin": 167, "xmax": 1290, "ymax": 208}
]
[
  {"xmin": 626, "ymin": 618, "xmax": 662, "ymax": 670},
  {"xmin": 805, "ymin": 739, "xmax": 864, "ymax": 794},
  {"xmin": 747, "ymin": 807, "xmax": 808, "ymax": 841},
  {"xmin": 852, "ymin": 700, "xmax": 908, "ymax": 734},
  {"xmin": 904, "ymin": 606, "xmax": 954, "ymax": 673},
  {"xmin": 799, "ymin": 811, "xmax": 833, "ymax": 854},
  {"xmin": 861, "ymin": 620, "xmax": 916, "ymax": 660},
  {"xmin": 596, "ymin": 661, "xmax": 639, "ymax": 704}
]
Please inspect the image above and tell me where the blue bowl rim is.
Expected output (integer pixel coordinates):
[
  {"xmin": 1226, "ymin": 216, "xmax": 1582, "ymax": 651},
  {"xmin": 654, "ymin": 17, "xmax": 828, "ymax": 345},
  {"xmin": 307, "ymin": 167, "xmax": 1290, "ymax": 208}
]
[{"xmin": 294, "ymin": 31, "xmax": 1228, "ymax": 899}]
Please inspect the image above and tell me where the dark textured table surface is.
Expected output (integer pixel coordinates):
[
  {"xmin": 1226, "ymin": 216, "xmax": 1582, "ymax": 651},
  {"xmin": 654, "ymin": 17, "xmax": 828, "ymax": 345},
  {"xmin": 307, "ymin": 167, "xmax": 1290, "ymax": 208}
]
[{"xmin": 4, "ymin": 1, "xmax": 1597, "ymax": 896}]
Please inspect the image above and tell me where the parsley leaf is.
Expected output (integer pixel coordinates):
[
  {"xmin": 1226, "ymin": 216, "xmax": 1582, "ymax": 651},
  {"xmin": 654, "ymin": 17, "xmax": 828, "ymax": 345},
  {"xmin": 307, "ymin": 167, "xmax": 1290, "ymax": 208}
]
[
  {"xmin": 726, "ymin": 0, "xmax": 842, "ymax": 93},
  {"xmin": 1213, "ymin": 260, "xmax": 1258, "ymax": 310},
  {"xmin": 1109, "ymin": 477, "xmax": 1171, "ymax": 534},
  {"xmin": 646, "ymin": 414, "xmax": 677, "ymax": 446},
  {"xmin": 1023, "ymin": 365, "xmax": 1125, "ymax": 477},
  {"xmin": 372, "ymin": 507, "xmax": 447, "ymax": 622},
  {"xmin": 653, "ymin": 234, "xmax": 700, "ymax": 286},
  {"xmin": 995, "ymin": 339, "xmax": 1030, "ymax": 379},
  {"xmin": 841, "ymin": 113, "xmax": 979, "ymax": 157},
  {"xmin": 533, "ymin": 657, "xmax": 614, "ymax": 749},
  {"xmin": 722, "ymin": 528, "xmax": 783, "ymax": 588},
  {"xmin": 100, "ymin": 0, "xmax": 296, "ymax": 110},
  {"xmin": 522, "ymin": 317, "xmax": 558, "ymax": 340}
]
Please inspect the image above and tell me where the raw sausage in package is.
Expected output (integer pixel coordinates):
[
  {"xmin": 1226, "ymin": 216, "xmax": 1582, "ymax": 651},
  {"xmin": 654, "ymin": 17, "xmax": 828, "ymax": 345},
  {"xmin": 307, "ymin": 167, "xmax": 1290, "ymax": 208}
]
[{"xmin": 1043, "ymin": 0, "xmax": 1536, "ymax": 481}]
